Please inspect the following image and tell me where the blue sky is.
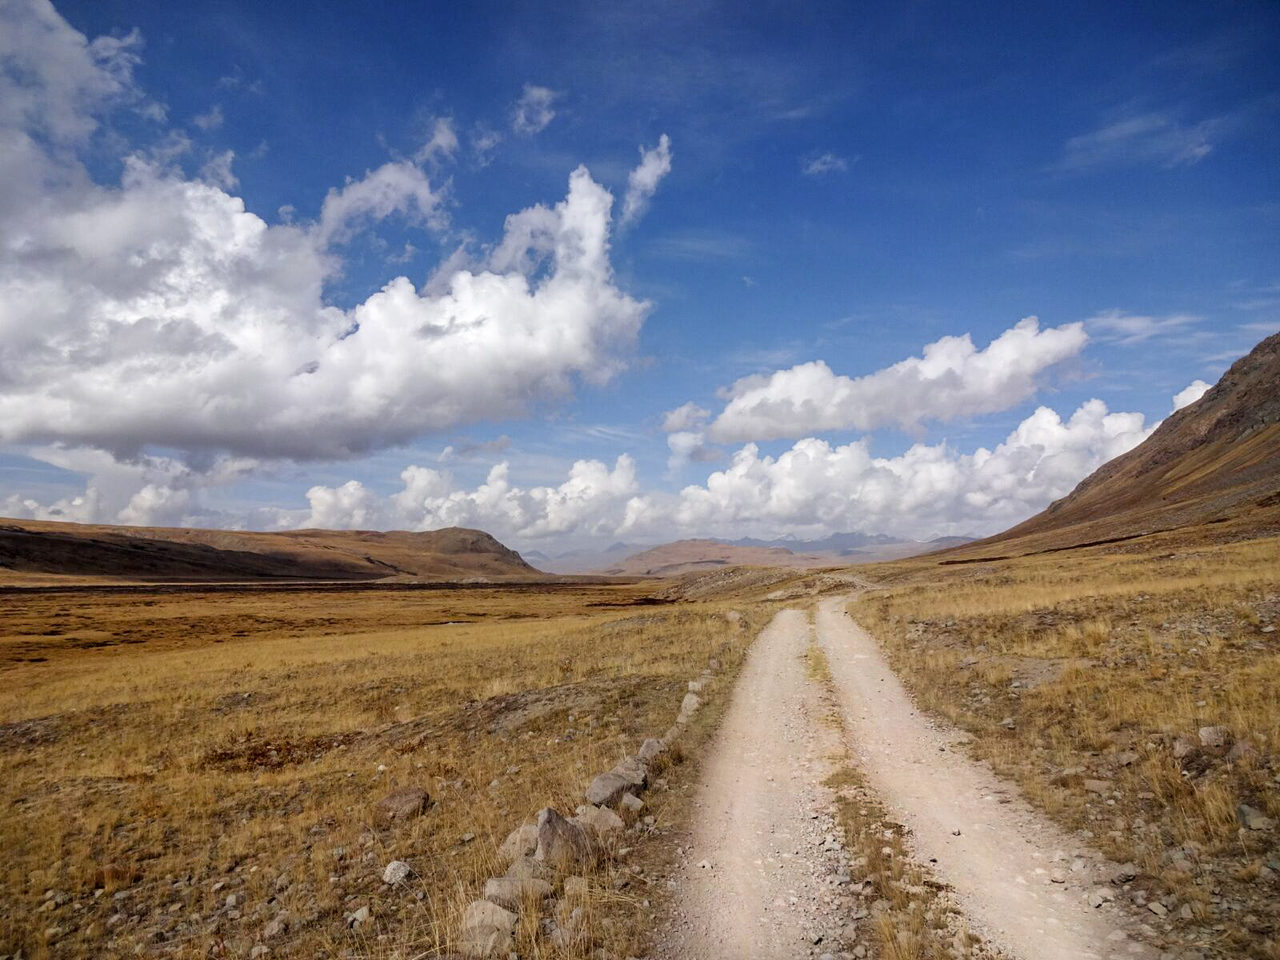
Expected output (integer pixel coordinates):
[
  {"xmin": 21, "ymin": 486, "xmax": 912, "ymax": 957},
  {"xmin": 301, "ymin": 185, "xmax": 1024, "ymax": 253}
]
[{"xmin": 0, "ymin": 0, "xmax": 1276, "ymax": 552}]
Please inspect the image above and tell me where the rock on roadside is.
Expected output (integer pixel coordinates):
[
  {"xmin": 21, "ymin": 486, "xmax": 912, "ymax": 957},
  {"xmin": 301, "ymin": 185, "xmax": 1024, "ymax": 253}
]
[
  {"xmin": 575, "ymin": 804, "xmax": 624, "ymax": 838},
  {"xmin": 637, "ymin": 737, "xmax": 666, "ymax": 763},
  {"xmin": 677, "ymin": 692, "xmax": 702, "ymax": 723},
  {"xmin": 534, "ymin": 807, "xmax": 598, "ymax": 872}
]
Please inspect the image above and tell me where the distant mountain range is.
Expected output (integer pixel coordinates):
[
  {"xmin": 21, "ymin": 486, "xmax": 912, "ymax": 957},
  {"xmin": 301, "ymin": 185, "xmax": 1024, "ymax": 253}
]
[{"xmin": 589, "ymin": 533, "xmax": 977, "ymax": 577}]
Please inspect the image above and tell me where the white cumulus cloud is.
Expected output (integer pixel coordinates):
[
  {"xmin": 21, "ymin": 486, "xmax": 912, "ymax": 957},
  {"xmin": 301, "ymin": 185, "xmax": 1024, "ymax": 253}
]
[
  {"xmin": 707, "ymin": 317, "xmax": 1088, "ymax": 443},
  {"xmin": 0, "ymin": 3, "xmax": 650, "ymax": 466},
  {"xmin": 637, "ymin": 398, "xmax": 1155, "ymax": 541},
  {"xmin": 302, "ymin": 455, "xmax": 642, "ymax": 542},
  {"xmin": 289, "ymin": 395, "xmax": 1157, "ymax": 547},
  {"xmin": 1172, "ymin": 379, "xmax": 1211, "ymax": 412}
]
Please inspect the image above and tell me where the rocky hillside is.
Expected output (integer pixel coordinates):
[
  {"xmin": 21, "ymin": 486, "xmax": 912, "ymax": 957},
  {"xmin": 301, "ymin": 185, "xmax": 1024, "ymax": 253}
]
[
  {"xmin": 942, "ymin": 330, "xmax": 1280, "ymax": 560},
  {"xmin": 0, "ymin": 520, "xmax": 539, "ymax": 583}
]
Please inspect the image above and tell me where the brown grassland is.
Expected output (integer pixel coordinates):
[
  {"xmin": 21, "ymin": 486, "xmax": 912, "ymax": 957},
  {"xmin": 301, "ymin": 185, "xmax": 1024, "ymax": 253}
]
[
  {"xmin": 0, "ymin": 580, "xmax": 781, "ymax": 959},
  {"xmin": 851, "ymin": 530, "xmax": 1280, "ymax": 958}
]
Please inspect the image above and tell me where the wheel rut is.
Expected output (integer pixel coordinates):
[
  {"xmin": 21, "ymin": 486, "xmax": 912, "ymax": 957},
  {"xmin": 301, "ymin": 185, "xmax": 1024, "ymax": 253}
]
[{"xmin": 654, "ymin": 599, "xmax": 1160, "ymax": 960}]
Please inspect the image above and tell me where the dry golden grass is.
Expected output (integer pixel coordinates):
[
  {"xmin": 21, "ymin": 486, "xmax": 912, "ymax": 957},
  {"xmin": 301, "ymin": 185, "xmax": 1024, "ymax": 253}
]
[
  {"xmin": 0, "ymin": 582, "xmax": 771, "ymax": 959},
  {"xmin": 851, "ymin": 533, "xmax": 1280, "ymax": 959}
]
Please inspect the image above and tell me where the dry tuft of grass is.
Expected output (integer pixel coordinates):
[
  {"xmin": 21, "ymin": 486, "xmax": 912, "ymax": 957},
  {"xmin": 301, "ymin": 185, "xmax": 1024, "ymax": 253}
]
[
  {"xmin": 0, "ymin": 582, "xmax": 771, "ymax": 959},
  {"xmin": 851, "ymin": 534, "xmax": 1280, "ymax": 959}
]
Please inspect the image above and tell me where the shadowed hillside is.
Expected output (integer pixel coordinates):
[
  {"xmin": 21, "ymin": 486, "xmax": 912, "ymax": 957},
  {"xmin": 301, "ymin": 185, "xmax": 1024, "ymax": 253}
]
[{"xmin": 0, "ymin": 520, "xmax": 539, "ymax": 583}]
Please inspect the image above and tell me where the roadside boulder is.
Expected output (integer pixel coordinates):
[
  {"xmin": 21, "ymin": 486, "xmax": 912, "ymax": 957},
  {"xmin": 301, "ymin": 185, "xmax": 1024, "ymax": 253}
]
[
  {"xmin": 613, "ymin": 756, "xmax": 648, "ymax": 789},
  {"xmin": 534, "ymin": 807, "xmax": 598, "ymax": 872},
  {"xmin": 586, "ymin": 771, "xmax": 634, "ymax": 808},
  {"xmin": 374, "ymin": 786, "xmax": 430, "ymax": 825},
  {"xmin": 677, "ymin": 693, "xmax": 702, "ymax": 723},
  {"xmin": 637, "ymin": 738, "xmax": 666, "ymax": 763},
  {"xmin": 575, "ymin": 804, "xmax": 624, "ymax": 838}
]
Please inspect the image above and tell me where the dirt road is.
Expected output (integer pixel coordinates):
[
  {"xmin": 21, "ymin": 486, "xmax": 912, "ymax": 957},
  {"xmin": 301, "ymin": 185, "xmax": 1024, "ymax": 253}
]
[
  {"xmin": 655, "ymin": 609, "xmax": 855, "ymax": 958},
  {"xmin": 657, "ymin": 600, "xmax": 1157, "ymax": 960}
]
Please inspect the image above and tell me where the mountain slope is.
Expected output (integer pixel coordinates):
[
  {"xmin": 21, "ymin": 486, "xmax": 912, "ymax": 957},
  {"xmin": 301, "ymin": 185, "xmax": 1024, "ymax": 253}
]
[
  {"xmin": 0, "ymin": 519, "xmax": 539, "ymax": 583},
  {"xmin": 940, "ymin": 330, "xmax": 1280, "ymax": 560}
]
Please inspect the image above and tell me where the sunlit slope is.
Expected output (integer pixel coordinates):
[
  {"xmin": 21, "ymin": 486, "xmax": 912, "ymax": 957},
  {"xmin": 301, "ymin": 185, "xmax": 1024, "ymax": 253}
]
[{"xmin": 939, "ymin": 331, "xmax": 1280, "ymax": 561}]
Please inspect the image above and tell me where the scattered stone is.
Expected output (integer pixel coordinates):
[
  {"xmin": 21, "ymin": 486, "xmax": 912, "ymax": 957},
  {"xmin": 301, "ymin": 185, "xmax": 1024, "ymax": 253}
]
[
  {"xmin": 620, "ymin": 793, "xmax": 644, "ymax": 813},
  {"xmin": 1114, "ymin": 750, "xmax": 1140, "ymax": 767},
  {"xmin": 687, "ymin": 680, "xmax": 704, "ymax": 693},
  {"xmin": 348, "ymin": 906, "xmax": 371, "ymax": 926},
  {"xmin": 261, "ymin": 911, "xmax": 289, "ymax": 939},
  {"xmin": 374, "ymin": 786, "xmax": 430, "ymax": 825},
  {"xmin": 460, "ymin": 899, "xmax": 517, "ymax": 957},
  {"xmin": 1083, "ymin": 779, "xmax": 1113, "ymax": 795},
  {"xmin": 1112, "ymin": 862, "xmax": 1138, "ymax": 883},
  {"xmin": 1171, "ymin": 737, "xmax": 1196, "ymax": 759},
  {"xmin": 1228, "ymin": 741, "xmax": 1259, "ymax": 763},
  {"xmin": 1198, "ymin": 726, "xmax": 1230, "ymax": 749},
  {"xmin": 1148, "ymin": 902, "xmax": 1169, "ymax": 918},
  {"xmin": 505, "ymin": 856, "xmax": 552, "ymax": 881},
  {"xmin": 382, "ymin": 860, "xmax": 411, "ymax": 884},
  {"xmin": 499, "ymin": 823, "xmax": 538, "ymax": 863},
  {"xmin": 460, "ymin": 831, "xmax": 476, "ymax": 844},
  {"xmin": 1238, "ymin": 804, "xmax": 1276, "ymax": 831},
  {"xmin": 534, "ymin": 807, "xmax": 598, "ymax": 872},
  {"xmin": 483, "ymin": 876, "xmax": 552, "ymax": 910},
  {"xmin": 1088, "ymin": 888, "xmax": 1114, "ymax": 908}
]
